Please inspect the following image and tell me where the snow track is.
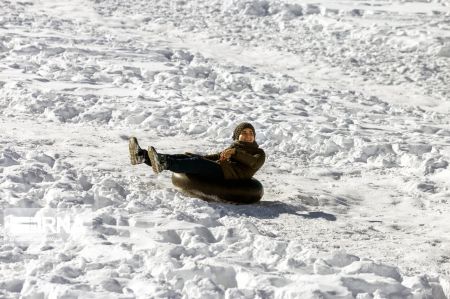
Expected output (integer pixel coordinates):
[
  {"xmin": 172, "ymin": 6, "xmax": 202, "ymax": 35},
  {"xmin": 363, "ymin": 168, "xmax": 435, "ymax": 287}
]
[{"xmin": 1, "ymin": 0, "xmax": 450, "ymax": 298}]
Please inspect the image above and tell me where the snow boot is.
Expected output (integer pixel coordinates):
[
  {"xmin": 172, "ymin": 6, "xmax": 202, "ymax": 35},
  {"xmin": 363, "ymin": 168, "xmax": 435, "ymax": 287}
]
[
  {"xmin": 147, "ymin": 146, "xmax": 167, "ymax": 174},
  {"xmin": 129, "ymin": 137, "xmax": 146, "ymax": 165}
]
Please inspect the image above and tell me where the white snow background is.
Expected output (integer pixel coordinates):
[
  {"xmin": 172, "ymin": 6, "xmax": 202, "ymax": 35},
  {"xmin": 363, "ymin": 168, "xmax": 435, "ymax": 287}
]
[{"xmin": 0, "ymin": 0, "xmax": 450, "ymax": 298}]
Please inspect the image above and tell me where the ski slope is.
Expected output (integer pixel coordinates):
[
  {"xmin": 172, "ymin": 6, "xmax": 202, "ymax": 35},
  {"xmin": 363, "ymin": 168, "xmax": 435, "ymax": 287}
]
[{"xmin": 1, "ymin": 0, "xmax": 450, "ymax": 298}]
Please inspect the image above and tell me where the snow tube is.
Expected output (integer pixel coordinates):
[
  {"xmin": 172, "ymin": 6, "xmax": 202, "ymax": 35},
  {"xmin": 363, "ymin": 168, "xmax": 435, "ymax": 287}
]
[{"xmin": 171, "ymin": 173, "xmax": 263, "ymax": 204}]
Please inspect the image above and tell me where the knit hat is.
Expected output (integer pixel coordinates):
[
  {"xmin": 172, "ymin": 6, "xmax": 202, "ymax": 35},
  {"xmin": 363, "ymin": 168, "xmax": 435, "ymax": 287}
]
[{"xmin": 232, "ymin": 122, "xmax": 256, "ymax": 140}]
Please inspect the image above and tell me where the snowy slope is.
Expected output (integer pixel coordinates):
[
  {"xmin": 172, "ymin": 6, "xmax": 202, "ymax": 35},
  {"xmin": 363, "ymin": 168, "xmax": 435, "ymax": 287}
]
[{"xmin": 1, "ymin": 0, "xmax": 450, "ymax": 298}]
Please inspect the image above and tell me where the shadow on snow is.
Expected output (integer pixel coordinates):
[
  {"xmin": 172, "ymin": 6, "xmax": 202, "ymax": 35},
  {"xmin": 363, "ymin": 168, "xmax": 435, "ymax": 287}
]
[{"xmin": 210, "ymin": 200, "xmax": 337, "ymax": 221}]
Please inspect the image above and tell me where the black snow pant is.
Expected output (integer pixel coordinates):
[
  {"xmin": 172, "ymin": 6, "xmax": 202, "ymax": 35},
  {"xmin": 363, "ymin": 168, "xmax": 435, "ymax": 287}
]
[{"xmin": 140, "ymin": 151, "xmax": 224, "ymax": 180}]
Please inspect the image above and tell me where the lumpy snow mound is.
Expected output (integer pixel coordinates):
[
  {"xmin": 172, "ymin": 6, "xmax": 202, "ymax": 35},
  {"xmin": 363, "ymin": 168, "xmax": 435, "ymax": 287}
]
[{"xmin": 1, "ymin": 0, "xmax": 449, "ymax": 298}]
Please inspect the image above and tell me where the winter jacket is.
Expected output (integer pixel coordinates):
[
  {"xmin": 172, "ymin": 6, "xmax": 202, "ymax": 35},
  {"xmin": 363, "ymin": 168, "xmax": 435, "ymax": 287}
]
[{"xmin": 203, "ymin": 141, "xmax": 265, "ymax": 180}]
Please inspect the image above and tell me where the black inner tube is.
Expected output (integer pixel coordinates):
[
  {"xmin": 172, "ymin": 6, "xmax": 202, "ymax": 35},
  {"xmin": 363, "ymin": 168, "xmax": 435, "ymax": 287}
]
[{"xmin": 171, "ymin": 173, "xmax": 263, "ymax": 204}]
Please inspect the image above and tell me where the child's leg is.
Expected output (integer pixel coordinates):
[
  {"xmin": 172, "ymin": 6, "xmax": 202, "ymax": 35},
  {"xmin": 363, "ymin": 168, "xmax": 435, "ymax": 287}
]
[
  {"xmin": 140, "ymin": 151, "xmax": 193, "ymax": 167},
  {"xmin": 165, "ymin": 155, "xmax": 224, "ymax": 180},
  {"xmin": 138, "ymin": 149, "xmax": 152, "ymax": 167},
  {"xmin": 146, "ymin": 147, "xmax": 223, "ymax": 179}
]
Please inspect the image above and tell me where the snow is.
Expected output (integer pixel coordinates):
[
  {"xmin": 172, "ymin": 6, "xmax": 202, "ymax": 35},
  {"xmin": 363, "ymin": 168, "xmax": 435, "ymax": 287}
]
[{"xmin": 1, "ymin": 0, "xmax": 450, "ymax": 298}]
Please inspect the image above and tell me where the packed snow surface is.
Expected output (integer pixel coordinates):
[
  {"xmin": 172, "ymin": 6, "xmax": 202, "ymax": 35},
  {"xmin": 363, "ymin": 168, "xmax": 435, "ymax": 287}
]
[{"xmin": 1, "ymin": 0, "xmax": 450, "ymax": 298}]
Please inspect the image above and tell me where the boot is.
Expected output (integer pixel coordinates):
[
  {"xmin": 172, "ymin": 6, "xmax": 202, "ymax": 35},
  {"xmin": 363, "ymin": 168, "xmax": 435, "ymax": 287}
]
[
  {"xmin": 147, "ymin": 146, "xmax": 167, "ymax": 174},
  {"xmin": 129, "ymin": 137, "xmax": 146, "ymax": 165}
]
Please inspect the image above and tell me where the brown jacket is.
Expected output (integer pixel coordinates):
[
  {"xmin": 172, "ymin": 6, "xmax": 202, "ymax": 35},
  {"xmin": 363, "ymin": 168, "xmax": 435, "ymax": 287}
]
[{"xmin": 203, "ymin": 141, "xmax": 265, "ymax": 180}]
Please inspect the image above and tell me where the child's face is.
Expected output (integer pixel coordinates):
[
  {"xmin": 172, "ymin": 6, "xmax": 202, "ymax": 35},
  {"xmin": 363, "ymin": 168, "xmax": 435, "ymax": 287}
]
[{"xmin": 238, "ymin": 128, "xmax": 255, "ymax": 143}]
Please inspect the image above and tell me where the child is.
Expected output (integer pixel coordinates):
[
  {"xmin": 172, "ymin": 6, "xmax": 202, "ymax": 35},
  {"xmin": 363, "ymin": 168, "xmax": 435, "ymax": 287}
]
[{"xmin": 129, "ymin": 122, "xmax": 265, "ymax": 180}]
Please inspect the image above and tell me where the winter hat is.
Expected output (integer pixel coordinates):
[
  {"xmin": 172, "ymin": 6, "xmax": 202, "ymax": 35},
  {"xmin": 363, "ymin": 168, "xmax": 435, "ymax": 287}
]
[{"xmin": 232, "ymin": 122, "xmax": 256, "ymax": 140}]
